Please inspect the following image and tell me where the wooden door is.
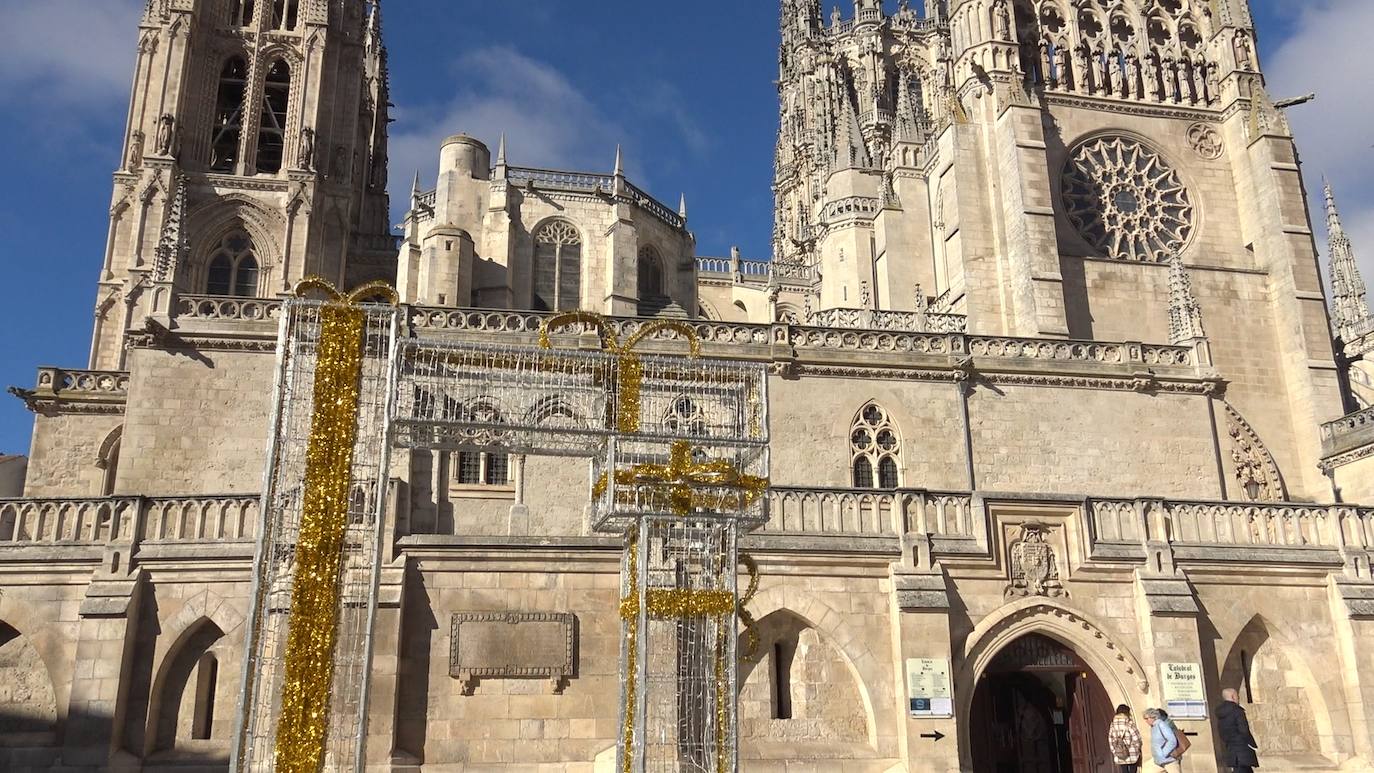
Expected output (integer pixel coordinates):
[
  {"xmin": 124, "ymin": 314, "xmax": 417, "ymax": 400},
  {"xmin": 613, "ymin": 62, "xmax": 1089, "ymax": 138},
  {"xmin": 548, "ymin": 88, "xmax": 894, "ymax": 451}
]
[
  {"xmin": 1067, "ymin": 671, "xmax": 1114, "ymax": 773},
  {"xmin": 971, "ymin": 674, "xmax": 1060, "ymax": 773}
]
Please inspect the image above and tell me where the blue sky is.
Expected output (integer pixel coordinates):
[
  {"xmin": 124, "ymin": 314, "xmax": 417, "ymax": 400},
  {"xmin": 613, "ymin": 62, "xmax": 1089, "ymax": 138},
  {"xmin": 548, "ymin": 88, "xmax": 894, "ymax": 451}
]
[{"xmin": 0, "ymin": 0, "xmax": 1368, "ymax": 457}]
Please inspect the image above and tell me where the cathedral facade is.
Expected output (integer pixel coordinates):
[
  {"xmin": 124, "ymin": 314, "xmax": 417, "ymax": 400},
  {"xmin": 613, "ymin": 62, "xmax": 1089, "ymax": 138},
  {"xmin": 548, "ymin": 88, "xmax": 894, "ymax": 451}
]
[{"xmin": 4, "ymin": 1, "xmax": 1374, "ymax": 771}]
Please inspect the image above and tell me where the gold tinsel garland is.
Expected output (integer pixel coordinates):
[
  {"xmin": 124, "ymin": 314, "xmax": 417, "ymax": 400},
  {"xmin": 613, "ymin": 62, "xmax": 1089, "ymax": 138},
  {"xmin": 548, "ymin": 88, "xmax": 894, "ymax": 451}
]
[
  {"xmin": 538, "ymin": 313, "xmax": 701, "ymax": 434},
  {"xmin": 273, "ymin": 278, "xmax": 397, "ymax": 773},
  {"xmin": 620, "ymin": 528, "xmax": 640, "ymax": 773}
]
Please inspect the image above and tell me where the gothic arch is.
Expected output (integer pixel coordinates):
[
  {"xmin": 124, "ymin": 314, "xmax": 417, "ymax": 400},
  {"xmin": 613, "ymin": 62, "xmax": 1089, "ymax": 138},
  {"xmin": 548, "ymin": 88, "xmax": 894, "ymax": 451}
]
[
  {"xmin": 696, "ymin": 299, "xmax": 720, "ymax": 320},
  {"xmin": 185, "ymin": 196, "xmax": 284, "ymax": 291},
  {"xmin": 0, "ymin": 621, "xmax": 59, "ymax": 740},
  {"xmin": 956, "ymin": 597, "xmax": 1150, "ymax": 765},
  {"xmin": 743, "ymin": 589, "xmax": 883, "ymax": 748},
  {"xmin": 1217, "ymin": 613, "xmax": 1341, "ymax": 762},
  {"xmin": 738, "ymin": 608, "xmax": 874, "ymax": 753},
  {"xmin": 0, "ymin": 596, "xmax": 70, "ymax": 734},
  {"xmin": 145, "ymin": 617, "xmax": 228, "ymax": 754},
  {"xmin": 96, "ymin": 425, "xmax": 123, "ymax": 496}
]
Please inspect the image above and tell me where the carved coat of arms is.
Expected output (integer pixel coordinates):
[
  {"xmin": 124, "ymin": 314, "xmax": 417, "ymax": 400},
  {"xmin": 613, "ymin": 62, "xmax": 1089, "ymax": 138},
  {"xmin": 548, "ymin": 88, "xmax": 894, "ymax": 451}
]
[{"xmin": 1005, "ymin": 523, "xmax": 1067, "ymax": 599}]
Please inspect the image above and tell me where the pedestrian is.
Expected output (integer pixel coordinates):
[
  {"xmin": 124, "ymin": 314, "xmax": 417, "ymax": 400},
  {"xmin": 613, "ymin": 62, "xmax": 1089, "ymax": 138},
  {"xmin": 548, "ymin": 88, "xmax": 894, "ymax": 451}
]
[
  {"xmin": 1107, "ymin": 704, "xmax": 1143, "ymax": 773},
  {"xmin": 1216, "ymin": 687, "xmax": 1260, "ymax": 772},
  {"xmin": 1143, "ymin": 707, "xmax": 1181, "ymax": 773}
]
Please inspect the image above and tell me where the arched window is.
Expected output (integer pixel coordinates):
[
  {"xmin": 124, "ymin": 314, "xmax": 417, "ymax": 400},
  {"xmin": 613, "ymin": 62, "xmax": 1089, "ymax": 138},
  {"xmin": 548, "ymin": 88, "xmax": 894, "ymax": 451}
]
[
  {"xmin": 271, "ymin": 0, "xmax": 299, "ymax": 30},
  {"xmin": 664, "ymin": 396, "xmax": 706, "ymax": 436},
  {"xmin": 532, "ymin": 220, "xmax": 582, "ymax": 312},
  {"xmin": 637, "ymin": 246, "xmax": 663, "ymax": 300},
  {"xmin": 228, "ymin": 0, "xmax": 255, "ymax": 26},
  {"xmin": 206, "ymin": 231, "xmax": 259, "ymax": 297},
  {"xmin": 850, "ymin": 403, "xmax": 901, "ymax": 489},
  {"xmin": 255, "ymin": 60, "xmax": 290, "ymax": 174},
  {"xmin": 149, "ymin": 619, "xmax": 225, "ymax": 752},
  {"xmin": 210, "ymin": 57, "xmax": 248, "ymax": 173}
]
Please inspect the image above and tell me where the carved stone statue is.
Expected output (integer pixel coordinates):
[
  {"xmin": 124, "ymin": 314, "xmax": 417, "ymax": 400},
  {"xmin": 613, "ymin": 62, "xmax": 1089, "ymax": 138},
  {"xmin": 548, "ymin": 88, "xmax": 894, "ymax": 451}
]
[
  {"xmin": 994, "ymin": 0, "xmax": 1011, "ymax": 40},
  {"xmin": 1233, "ymin": 30, "xmax": 1252, "ymax": 70},
  {"xmin": 155, "ymin": 113, "xmax": 176, "ymax": 156},
  {"xmin": 298, "ymin": 127, "xmax": 315, "ymax": 170},
  {"xmin": 127, "ymin": 131, "xmax": 145, "ymax": 171}
]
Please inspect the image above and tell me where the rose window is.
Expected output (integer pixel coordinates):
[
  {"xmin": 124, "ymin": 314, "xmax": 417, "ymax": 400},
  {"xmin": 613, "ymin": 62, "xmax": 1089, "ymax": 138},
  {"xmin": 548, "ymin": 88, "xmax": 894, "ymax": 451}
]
[{"xmin": 1060, "ymin": 137, "xmax": 1195, "ymax": 262}]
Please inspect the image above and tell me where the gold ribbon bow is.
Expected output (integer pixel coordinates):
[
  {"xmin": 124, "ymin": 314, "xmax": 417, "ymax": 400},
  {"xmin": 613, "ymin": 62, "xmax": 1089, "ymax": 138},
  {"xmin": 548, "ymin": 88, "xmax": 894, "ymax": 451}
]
[
  {"xmin": 593, "ymin": 440, "xmax": 768, "ymax": 517},
  {"xmin": 274, "ymin": 277, "xmax": 397, "ymax": 773},
  {"xmin": 538, "ymin": 312, "xmax": 701, "ymax": 433}
]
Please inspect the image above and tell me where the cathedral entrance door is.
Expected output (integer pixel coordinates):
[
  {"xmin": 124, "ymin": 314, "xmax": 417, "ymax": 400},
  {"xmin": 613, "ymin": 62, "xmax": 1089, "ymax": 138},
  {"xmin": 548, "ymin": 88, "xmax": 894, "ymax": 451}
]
[{"xmin": 969, "ymin": 634, "xmax": 1115, "ymax": 773}]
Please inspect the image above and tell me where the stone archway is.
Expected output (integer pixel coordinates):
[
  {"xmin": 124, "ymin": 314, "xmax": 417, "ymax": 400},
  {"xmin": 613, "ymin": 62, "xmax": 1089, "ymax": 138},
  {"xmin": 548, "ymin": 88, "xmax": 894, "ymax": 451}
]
[
  {"xmin": 1219, "ymin": 614, "xmax": 1339, "ymax": 766},
  {"xmin": 957, "ymin": 598, "xmax": 1151, "ymax": 769},
  {"xmin": 737, "ymin": 609, "xmax": 873, "ymax": 762},
  {"xmin": 0, "ymin": 621, "xmax": 59, "ymax": 744}
]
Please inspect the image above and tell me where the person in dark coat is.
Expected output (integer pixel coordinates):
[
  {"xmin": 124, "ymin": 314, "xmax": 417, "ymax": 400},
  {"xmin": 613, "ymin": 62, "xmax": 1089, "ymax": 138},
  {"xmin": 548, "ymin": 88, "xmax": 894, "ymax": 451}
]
[{"xmin": 1215, "ymin": 688, "xmax": 1260, "ymax": 772}]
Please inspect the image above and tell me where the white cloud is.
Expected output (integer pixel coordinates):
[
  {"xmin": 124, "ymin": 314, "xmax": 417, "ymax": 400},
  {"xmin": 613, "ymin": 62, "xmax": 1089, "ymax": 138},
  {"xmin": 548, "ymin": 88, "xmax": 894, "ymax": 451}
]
[
  {"xmin": 388, "ymin": 46, "xmax": 625, "ymax": 208},
  {"xmin": 1264, "ymin": 0, "xmax": 1374, "ymax": 283},
  {"xmin": 0, "ymin": 0, "xmax": 143, "ymax": 105}
]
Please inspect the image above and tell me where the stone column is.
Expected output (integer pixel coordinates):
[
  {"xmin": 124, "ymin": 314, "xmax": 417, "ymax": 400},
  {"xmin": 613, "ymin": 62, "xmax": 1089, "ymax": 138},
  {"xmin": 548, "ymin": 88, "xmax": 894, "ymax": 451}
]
[
  {"xmin": 602, "ymin": 202, "xmax": 639, "ymax": 315},
  {"xmin": 61, "ymin": 571, "xmax": 145, "ymax": 767},
  {"xmin": 1132, "ymin": 573, "xmax": 1221, "ymax": 767},
  {"xmin": 1329, "ymin": 576, "xmax": 1374, "ymax": 763},
  {"xmin": 889, "ymin": 567, "xmax": 959, "ymax": 772}
]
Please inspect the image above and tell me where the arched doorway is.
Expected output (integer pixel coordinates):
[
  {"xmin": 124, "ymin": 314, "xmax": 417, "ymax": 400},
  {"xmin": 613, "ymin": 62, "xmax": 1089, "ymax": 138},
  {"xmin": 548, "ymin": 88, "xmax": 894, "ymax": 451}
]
[{"xmin": 970, "ymin": 634, "xmax": 1115, "ymax": 773}]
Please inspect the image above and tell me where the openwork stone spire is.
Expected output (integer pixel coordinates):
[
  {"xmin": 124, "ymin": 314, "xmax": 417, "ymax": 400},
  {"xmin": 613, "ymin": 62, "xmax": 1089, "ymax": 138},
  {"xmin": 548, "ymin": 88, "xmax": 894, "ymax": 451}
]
[
  {"xmin": 1325, "ymin": 181, "xmax": 1371, "ymax": 341},
  {"xmin": 152, "ymin": 174, "xmax": 188, "ymax": 283},
  {"xmin": 1167, "ymin": 251, "xmax": 1206, "ymax": 345}
]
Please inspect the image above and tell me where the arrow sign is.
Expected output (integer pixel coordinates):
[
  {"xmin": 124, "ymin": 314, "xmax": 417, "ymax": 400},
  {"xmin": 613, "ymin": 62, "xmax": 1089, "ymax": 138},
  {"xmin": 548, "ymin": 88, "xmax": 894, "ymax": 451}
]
[{"xmin": 920, "ymin": 730, "xmax": 946, "ymax": 742}]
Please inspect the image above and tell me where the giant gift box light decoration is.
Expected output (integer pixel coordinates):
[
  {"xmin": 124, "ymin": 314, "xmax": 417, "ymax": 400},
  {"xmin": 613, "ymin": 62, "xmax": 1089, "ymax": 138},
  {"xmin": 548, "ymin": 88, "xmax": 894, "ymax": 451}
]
[{"xmin": 234, "ymin": 289, "xmax": 769, "ymax": 773}]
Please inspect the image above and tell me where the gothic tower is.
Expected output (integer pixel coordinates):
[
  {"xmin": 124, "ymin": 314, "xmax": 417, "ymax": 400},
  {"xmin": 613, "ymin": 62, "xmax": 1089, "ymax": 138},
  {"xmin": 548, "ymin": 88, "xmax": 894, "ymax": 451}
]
[
  {"xmin": 769, "ymin": 0, "xmax": 1343, "ymax": 497},
  {"xmin": 90, "ymin": 0, "xmax": 395, "ymax": 369}
]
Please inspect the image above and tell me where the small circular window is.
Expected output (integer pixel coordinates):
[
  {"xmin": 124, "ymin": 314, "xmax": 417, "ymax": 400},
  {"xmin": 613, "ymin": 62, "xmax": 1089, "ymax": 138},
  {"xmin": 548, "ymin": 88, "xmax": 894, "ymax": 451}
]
[{"xmin": 1061, "ymin": 136, "xmax": 1195, "ymax": 262}]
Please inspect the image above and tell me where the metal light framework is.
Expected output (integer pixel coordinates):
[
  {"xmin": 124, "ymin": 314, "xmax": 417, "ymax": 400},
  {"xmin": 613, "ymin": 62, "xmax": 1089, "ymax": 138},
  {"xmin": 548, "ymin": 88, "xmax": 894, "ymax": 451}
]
[
  {"xmin": 234, "ymin": 297, "xmax": 769, "ymax": 773},
  {"xmin": 233, "ymin": 292, "xmax": 400, "ymax": 773}
]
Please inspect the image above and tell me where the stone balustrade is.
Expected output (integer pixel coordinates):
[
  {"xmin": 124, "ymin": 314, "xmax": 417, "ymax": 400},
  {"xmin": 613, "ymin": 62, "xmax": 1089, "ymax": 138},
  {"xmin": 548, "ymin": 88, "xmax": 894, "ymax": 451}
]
[
  {"xmin": 3, "ymin": 489, "xmax": 1368, "ymax": 568},
  {"xmin": 33, "ymin": 367, "xmax": 129, "ymax": 400},
  {"xmin": 177, "ymin": 294, "xmax": 283, "ymax": 323},
  {"xmin": 0, "ymin": 494, "xmax": 259, "ymax": 547},
  {"xmin": 9, "ymin": 367, "xmax": 131, "ymax": 413},
  {"xmin": 1320, "ymin": 404, "xmax": 1374, "ymax": 460},
  {"xmin": 403, "ymin": 306, "xmax": 1195, "ymax": 372},
  {"xmin": 809, "ymin": 307, "xmax": 969, "ymax": 335},
  {"xmin": 1088, "ymin": 497, "xmax": 1374, "ymax": 552},
  {"xmin": 161, "ymin": 296, "xmax": 1199, "ymax": 377}
]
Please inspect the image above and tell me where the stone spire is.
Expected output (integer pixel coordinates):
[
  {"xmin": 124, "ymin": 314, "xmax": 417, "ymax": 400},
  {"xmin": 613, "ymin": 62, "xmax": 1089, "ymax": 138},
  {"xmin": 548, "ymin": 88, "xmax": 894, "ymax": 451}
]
[
  {"xmin": 153, "ymin": 174, "xmax": 188, "ymax": 282},
  {"xmin": 1167, "ymin": 251, "xmax": 1206, "ymax": 345},
  {"xmin": 1325, "ymin": 181, "xmax": 1371, "ymax": 341}
]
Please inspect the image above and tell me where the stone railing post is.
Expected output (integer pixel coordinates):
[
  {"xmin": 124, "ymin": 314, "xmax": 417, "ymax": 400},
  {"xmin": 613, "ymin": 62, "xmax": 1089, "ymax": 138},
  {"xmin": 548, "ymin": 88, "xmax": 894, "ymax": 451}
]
[{"xmin": 1140, "ymin": 498, "xmax": 1177, "ymax": 576}]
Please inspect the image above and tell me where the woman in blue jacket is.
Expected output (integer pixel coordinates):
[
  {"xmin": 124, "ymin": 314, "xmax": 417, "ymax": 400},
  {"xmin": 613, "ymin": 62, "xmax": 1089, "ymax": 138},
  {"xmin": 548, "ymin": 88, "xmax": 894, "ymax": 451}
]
[{"xmin": 1143, "ymin": 708, "xmax": 1181, "ymax": 773}]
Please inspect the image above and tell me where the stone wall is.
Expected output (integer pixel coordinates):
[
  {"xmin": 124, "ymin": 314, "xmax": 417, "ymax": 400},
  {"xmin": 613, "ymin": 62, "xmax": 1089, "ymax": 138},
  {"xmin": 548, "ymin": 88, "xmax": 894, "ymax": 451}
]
[
  {"xmin": 23, "ymin": 414, "xmax": 123, "ymax": 498},
  {"xmin": 116, "ymin": 346, "xmax": 276, "ymax": 496},
  {"xmin": 967, "ymin": 386, "xmax": 1220, "ymax": 499}
]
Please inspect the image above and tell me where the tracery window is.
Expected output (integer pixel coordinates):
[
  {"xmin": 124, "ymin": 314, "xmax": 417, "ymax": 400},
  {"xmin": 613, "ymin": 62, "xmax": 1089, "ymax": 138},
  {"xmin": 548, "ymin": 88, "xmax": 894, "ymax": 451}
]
[
  {"xmin": 532, "ymin": 220, "xmax": 582, "ymax": 312},
  {"xmin": 1060, "ymin": 136, "xmax": 1194, "ymax": 263},
  {"xmin": 664, "ymin": 396, "xmax": 706, "ymax": 436},
  {"xmin": 209, "ymin": 57, "xmax": 248, "ymax": 173},
  {"xmin": 206, "ymin": 231, "xmax": 259, "ymax": 296},
  {"xmin": 271, "ymin": 0, "xmax": 299, "ymax": 30},
  {"xmin": 850, "ymin": 403, "xmax": 901, "ymax": 489},
  {"xmin": 637, "ymin": 245, "xmax": 663, "ymax": 300},
  {"xmin": 255, "ymin": 60, "xmax": 290, "ymax": 174},
  {"xmin": 228, "ymin": 0, "xmax": 255, "ymax": 27}
]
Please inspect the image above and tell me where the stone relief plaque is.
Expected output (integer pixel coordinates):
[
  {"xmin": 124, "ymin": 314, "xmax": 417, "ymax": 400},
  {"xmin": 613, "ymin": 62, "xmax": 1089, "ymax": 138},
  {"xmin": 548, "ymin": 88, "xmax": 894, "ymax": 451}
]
[{"xmin": 449, "ymin": 611, "xmax": 576, "ymax": 694}]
